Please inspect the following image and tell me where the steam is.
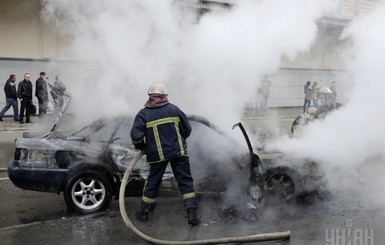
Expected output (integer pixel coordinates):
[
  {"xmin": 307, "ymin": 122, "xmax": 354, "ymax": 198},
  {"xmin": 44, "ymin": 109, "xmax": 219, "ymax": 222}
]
[
  {"xmin": 42, "ymin": 0, "xmax": 190, "ymax": 122},
  {"xmin": 267, "ymin": 3, "xmax": 385, "ymax": 207},
  {"xmin": 176, "ymin": 0, "xmax": 336, "ymax": 128},
  {"xmin": 41, "ymin": 0, "xmax": 336, "ymax": 129},
  {"xmin": 42, "ymin": 0, "xmax": 383, "ymax": 208}
]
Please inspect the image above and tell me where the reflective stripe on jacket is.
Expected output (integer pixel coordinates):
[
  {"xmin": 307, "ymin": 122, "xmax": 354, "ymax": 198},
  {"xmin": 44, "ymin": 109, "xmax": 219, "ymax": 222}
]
[{"xmin": 130, "ymin": 103, "xmax": 191, "ymax": 163}]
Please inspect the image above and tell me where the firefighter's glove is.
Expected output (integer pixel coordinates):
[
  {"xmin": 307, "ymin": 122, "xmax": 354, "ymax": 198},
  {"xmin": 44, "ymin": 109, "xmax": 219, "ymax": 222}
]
[{"xmin": 134, "ymin": 143, "xmax": 146, "ymax": 151}]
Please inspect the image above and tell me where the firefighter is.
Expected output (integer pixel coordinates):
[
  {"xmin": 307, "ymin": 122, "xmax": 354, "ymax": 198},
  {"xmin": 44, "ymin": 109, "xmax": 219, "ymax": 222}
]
[{"xmin": 130, "ymin": 82, "xmax": 200, "ymax": 226}]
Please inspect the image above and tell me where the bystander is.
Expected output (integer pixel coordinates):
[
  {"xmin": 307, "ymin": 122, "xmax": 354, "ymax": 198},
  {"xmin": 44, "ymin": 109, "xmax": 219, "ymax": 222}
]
[
  {"xmin": 311, "ymin": 81, "xmax": 320, "ymax": 108},
  {"xmin": 256, "ymin": 74, "xmax": 272, "ymax": 112},
  {"xmin": 35, "ymin": 71, "xmax": 49, "ymax": 117},
  {"xmin": 18, "ymin": 73, "xmax": 33, "ymax": 124},
  {"xmin": 0, "ymin": 74, "xmax": 19, "ymax": 121},
  {"xmin": 303, "ymin": 81, "xmax": 312, "ymax": 113}
]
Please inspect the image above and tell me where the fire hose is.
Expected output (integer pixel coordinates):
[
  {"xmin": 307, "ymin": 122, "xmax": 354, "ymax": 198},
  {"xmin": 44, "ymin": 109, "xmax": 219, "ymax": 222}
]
[{"xmin": 119, "ymin": 150, "xmax": 291, "ymax": 244}]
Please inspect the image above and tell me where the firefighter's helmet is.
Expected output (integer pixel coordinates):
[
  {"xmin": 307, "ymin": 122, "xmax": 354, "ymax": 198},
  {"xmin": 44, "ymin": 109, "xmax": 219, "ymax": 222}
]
[{"xmin": 148, "ymin": 82, "xmax": 168, "ymax": 95}]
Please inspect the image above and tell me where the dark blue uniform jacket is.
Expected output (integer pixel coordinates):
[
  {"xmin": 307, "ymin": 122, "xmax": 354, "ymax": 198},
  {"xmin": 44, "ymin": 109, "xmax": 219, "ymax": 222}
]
[{"xmin": 130, "ymin": 103, "xmax": 191, "ymax": 163}]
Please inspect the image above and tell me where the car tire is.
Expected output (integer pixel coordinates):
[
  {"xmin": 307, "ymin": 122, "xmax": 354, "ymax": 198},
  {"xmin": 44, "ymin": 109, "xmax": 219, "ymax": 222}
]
[
  {"xmin": 64, "ymin": 170, "xmax": 113, "ymax": 214},
  {"xmin": 264, "ymin": 166, "xmax": 303, "ymax": 201}
]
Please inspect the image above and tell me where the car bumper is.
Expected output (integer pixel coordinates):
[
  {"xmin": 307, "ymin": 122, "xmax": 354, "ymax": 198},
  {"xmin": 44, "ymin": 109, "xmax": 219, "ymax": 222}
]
[{"xmin": 8, "ymin": 162, "xmax": 69, "ymax": 193}]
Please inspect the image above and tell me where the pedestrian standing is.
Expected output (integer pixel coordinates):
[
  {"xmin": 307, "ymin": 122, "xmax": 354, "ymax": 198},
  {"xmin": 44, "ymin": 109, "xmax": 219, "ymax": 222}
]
[
  {"xmin": 18, "ymin": 73, "xmax": 33, "ymax": 124},
  {"xmin": 319, "ymin": 86, "xmax": 334, "ymax": 107},
  {"xmin": 130, "ymin": 82, "xmax": 200, "ymax": 226},
  {"xmin": 311, "ymin": 81, "xmax": 320, "ymax": 109},
  {"xmin": 0, "ymin": 74, "xmax": 19, "ymax": 121},
  {"xmin": 52, "ymin": 75, "xmax": 66, "ymax": 95},
  {"xmin": 303, "ymin": 81, "xmax": 312, "ymax": 113},
  {"xmin": 35, "ymin": 71, "xmax": 49, "ymax": 117},
  {"xmin": 330, "ymin": 81, "xmax": 337, "ymax": 106},
  {"xmin": 256, "ymin": 74, "xmax": 272, "ymax": 112},
  {"xmin": 50, "ymin": 75, "xmax": 67, "ymax": 112}
]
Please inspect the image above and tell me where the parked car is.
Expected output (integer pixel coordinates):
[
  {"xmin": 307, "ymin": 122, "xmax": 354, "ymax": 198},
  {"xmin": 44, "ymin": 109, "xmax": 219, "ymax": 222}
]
[{"xmin": 8, "ymin": 95, "xmax": 326, "ymax": 214}]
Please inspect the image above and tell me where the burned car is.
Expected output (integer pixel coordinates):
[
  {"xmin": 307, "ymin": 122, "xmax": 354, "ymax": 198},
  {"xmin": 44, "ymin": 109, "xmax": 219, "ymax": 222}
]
[
  {"xmin": 189, "ymin": 117, "xmax": 327, "ymax": 204},
  {"xmin": 8, "ymin": 114, "xmax": 262, "ymax": 214},
  {"xmin": 8, "ymin": 92, "xmax": 325, "ymax": 214}
]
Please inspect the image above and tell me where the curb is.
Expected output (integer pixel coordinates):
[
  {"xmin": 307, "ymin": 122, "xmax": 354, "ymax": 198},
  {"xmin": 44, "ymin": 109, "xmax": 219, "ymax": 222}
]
[
  {"xmin": 0, "ymin": 128, "xmax": 27, "ymax": 132},
  {"xmin": 242, "ymin": 116, "xmax": 296, "ymax": 120},
  {"xmin": 0, "ymin": 122, "xmax": 28, "ymax": 132}
]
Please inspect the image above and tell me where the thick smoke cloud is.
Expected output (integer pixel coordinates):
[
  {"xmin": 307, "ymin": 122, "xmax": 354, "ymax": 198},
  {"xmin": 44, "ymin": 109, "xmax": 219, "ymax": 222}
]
[
  {"xmin": 42, "ymin": 0, "xmax": 335, "ymax": 129},
  {"xmin": 46, "ymin": 0, "xmax": 385, "ymax": 208},
  {"xmin": 42, "ymin": 0, "xmax": 192, "ymax": 121},
  {"xmin": 267, "ymin": 3, "xmax": 385, "ymax": 207}
]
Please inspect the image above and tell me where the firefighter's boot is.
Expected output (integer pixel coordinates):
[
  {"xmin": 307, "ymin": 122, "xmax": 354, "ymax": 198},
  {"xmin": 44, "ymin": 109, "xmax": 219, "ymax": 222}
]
[
  {"xmin": 187, "ymin": 208, "xmax": 201, "ymax": 226},
  {"xmin": 135, "ymin": 210, "xmax": 149, "ymax": 222},
  {"xmin": 135, "ymin": 201, "xmax": 152, "ymax": 222}
]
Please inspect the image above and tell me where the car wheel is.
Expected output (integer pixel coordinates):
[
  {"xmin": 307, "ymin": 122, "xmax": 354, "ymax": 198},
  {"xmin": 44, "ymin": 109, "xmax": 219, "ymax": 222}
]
[
  {"xmin": 64, "ymin": 170, "xmax": 113, "ymax": 214},
  {"xmin": 264, "ymin": 167, "xmax": 303, "ymax": 201}
]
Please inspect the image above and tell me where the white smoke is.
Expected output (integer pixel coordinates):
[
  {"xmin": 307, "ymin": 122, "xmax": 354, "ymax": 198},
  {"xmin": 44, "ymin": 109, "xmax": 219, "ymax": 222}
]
[
  {"xmin": 42, "ymin": 0, "xmax": 190, "ymax": 122},
  {"xmin": 267, "ymin": 3, "xmax": 385, "ymax": 207},
  {"xmin": 46, "ymin": 0, "xmax": 385, "ymax": 208},
  {"xmin": 41, "ymin": 0, "xmax": 336, "ymax": 129}
]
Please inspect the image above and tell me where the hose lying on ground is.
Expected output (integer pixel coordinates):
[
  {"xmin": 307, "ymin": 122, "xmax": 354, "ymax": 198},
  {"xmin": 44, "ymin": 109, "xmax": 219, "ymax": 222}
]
[{"xmin": 119, "ymin": 150, "xmax": 291, "ymax": 244}]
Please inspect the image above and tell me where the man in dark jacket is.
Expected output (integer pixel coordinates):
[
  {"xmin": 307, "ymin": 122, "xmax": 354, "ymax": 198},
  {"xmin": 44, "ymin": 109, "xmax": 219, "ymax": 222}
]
[
  {"xmin": 0, "ymin": 74, "xmax": 19, "ymax": 121},
  {"xmin": 18, "ymin": 73, "xmax": 33, "ymax": 124},
  {"xmin": 35, "ymin": 71, "xmax": 49, "ymax": 116},
  {"xmin": 303, "ymin": 81, "xmax": 312, "ymax": 113},
  {"xmin": 130, "ymin": 82, "xmax": 200, "ymax": 226}
]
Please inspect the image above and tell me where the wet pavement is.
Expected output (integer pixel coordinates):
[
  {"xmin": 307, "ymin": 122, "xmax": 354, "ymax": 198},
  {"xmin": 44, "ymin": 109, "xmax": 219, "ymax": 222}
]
[
  {"xmin": 1, "ymin": 193, "xmax": 385, "ymax": 245},
  {"xmin": 1, "ymin": 108, "xmax": 385, "ymax": 244}
]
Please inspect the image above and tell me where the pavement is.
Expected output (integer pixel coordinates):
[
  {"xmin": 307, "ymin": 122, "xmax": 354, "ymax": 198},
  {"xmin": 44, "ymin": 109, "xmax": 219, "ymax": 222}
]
[
  {"xmin": 0, "ymin": 118, "xmax": 30, "ymax": 132},
  {"xmin": 0, "ymin": 113, "xmax": 57, "ymax": 132},
  {"xmin": 0, "ymin": 107, "xmax": 303, "ymax": 131},
  {"xmin": 242, "ymin": 106, "xmax": 303, "ymax": 119}
]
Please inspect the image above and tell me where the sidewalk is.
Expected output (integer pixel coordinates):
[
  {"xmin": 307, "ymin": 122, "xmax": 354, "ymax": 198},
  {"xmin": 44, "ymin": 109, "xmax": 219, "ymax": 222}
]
[
  {"xmin": 0, "ymin": 107, "xmax": 303, "ymax": 132},
  {"xmin": 0, "ymin": 117, "xmax": 30, "ymax": 131},
  {"xmin": 243, "ymin": 106, "xmax": 303, "ymax": 119},
  {"xmin": 0, "ymin": 116, "xmax": 40, "ymax": 131},
  {"xmin": 241, "ymin": 107, "xmax": 302, "ymax": 144}
]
